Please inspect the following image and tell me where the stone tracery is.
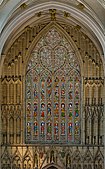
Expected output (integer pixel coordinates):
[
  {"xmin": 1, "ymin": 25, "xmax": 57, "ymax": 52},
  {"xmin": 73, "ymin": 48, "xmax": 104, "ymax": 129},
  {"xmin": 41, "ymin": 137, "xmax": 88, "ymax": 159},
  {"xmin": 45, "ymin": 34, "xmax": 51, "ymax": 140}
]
[{"xmin": 26, "ymin": 27, "xmax": 81, "ymax": 144}]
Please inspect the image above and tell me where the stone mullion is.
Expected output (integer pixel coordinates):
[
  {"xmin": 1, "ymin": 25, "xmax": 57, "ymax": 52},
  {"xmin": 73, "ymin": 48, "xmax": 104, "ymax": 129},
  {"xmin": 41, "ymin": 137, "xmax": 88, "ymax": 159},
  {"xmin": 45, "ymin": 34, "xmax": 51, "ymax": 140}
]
[
  {"xmin": 20, "ymin": 80, "xmax": 22, "ymax": 104},
  {"xmin": 17, "ymin": 81, "xmax": 21, "ymax": 104},
  {"xmin": 88, "ymin": 101, "xmax": 92, "ymax": 144},
  {"xmin": 100, "ymin": 110, "xmax": 103, "ymax": 145},
  {"xmin": 7, "ymin": 106, "xmax": 10, "ymax": 144},
  {"xmin": 8, "ymin": 64, "xmax": 11, "ymax": 77},
  {"xmin": 88, "ymin": 58, "xmax": 92, "ymax": 78},
  {"xmin": 7, "ymin": 82, "xmax": 9, "ymax": 105},
  {"xmin": 95, "ymin": 86, "xmax": 99, "ymax": 144},
  {"xmin": 99, "ymin": 62, "xmax": 102, "ymax": 78},
  {"xmin": 59, "ymin": 78, "xmax": 61, "ymax": 142},
  {"xmin": 92, "ymin": 62, "xmax": 96, "ymax": 78},
  {"xmin": 12, "ymin": 81, "xmax": 14, "ymax": 104},
  {"xmin": 14, "ymin": 109, "xmax": 16, "ymax": 144},
  {"xmin": 14, "ymin": 81, "xmax": 17, "ymax": 105},
  {"xmin": 95, "ymin": 115, "xmax": 98, "ymax": 145},
  {"xmin": 11, "ymin": 62, "xmax": 15, "ymax": 77},
  {"xmin": 22, "ymin": 35, "xmax": 26, "ymax": 62},
  {"xmin": 81, "ymin": 76, "xmax": 85, "ymax": 144},
  {"xmin": 81, "ymin": 35, "xmax": 85, "ymax": 53},
  {"xmin": 72, "ymin": 79, "xmax": 75, "ymax": 142},
  {"xmin": 21, "ymin": 74, "xmax": 25, "ymax": 144},
  {"xmin": 52, "ymin": 74, "xmax": 54, "ymax": 142},
  {"xmin": 86, "ymin": 107, "xmax": 91, "ymax": 144},
  {"xmin": 18, "ymin": 55, "xmax": 22, "ymax": 76},
  {"xmin": 97, "ymin": 106, "xmax": 100, "ymax": 145},
  {"xmin": 85, "ymin": 54, "xmax": 88, "ymax": 78},
  {"xmin": 65, "ymin": 76, "xmax": 68, "ymax": 143},
  {"xmin": 19, "ymin": 104, "xmax": 22, "ymax": 145},
  {"xmin": 14, "ymin": 59, "xmax": 18, "ymax": 77},
  {"xmin": 26, "ymin": 29, "xmax": 30, "ymax": 50},
  {"xmin": 95, "ymin": 86, "xmax": 98, "ymax": 105},
  {"xmin": 11, "ymin": 46, "xmax": 15, "ymax": 61},
  {"xmin": 90, "ymin": 108, "xmax": 93, "ymax": 145},
  {"xmin": 33, "ymin": 26, "xmax": 36, "ymax": 38},
  {"xmin": 88, "ymin": 85, "xmax": 92, "ymax": 143},
  {"xmin": 89, "ymin": 85, "xmax": 92, "ymax": 105},
  {"xmin": 18, "ymin": 38, "xmax": 22, "ymax": 54},
  {"xmin": 78, "ymin": 31, "xmax": 81, "ymax": 49},
  {"xmin": 14, "ymin": 42, "xmax": 18, "ymax": 58},
  {"xmin": 16, "ymin": 109, "xmax": 21, "ymax": 144}
]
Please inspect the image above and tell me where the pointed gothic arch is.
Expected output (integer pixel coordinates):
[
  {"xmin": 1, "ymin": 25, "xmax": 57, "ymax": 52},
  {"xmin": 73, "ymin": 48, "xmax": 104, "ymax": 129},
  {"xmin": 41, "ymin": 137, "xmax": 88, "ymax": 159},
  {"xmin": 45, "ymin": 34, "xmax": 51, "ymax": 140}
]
[
  {"xmin": 42, "ymin": 162, "xmax": 63, "ymax": 169},
  {"xmin": 25, "ymin": 23, "xmax": 81, "ymax": 144},
  {"xmin": 24, "ymin": 22, "xmax": 83, "ymax": 74}
]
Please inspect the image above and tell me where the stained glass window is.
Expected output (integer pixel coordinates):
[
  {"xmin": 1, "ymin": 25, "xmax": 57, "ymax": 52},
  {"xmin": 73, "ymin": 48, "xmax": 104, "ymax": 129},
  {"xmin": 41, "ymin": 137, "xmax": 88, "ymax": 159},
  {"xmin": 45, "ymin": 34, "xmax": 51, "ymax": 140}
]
[{"xmin": 26, "ymin": 28, "xmax": 81, "ymax": 144}]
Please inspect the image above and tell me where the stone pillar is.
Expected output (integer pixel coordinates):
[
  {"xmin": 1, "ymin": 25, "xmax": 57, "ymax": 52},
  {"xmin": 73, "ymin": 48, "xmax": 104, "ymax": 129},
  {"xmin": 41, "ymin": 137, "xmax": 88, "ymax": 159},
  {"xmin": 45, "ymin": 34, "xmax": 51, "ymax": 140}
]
[{"xmin": 22, "ymin": 74, "xmax": 25, "ymax": 144}]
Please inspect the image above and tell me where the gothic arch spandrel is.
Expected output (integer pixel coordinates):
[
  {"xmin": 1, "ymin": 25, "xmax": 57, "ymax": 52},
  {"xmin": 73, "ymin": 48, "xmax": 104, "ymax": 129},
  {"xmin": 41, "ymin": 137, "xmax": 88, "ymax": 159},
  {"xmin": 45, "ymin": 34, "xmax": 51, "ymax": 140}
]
[{"xmin": 25, "ymin": 24, "xmax": 81, "ymax": 144}]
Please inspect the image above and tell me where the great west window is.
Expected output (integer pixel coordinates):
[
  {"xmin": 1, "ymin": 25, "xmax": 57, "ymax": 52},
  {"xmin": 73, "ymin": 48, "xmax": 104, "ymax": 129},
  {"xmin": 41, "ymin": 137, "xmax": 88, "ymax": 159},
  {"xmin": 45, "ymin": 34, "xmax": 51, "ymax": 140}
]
[{"xmin": 26, "ymin": 27, "xmax": 81, "ymax": 144}]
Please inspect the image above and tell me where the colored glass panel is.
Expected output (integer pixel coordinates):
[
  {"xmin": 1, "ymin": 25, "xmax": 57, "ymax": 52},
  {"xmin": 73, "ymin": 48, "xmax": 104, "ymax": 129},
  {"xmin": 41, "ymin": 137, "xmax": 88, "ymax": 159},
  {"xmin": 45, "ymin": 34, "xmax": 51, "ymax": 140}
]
[{"xmin": 26, "ymin": 28, "xmax": 81, "ymax": 144}]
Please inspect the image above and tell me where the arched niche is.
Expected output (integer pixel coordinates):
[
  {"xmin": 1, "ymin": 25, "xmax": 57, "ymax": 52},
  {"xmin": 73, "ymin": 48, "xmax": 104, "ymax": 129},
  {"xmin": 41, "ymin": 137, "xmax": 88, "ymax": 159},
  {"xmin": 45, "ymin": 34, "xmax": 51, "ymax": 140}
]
[{"xmin": 42, "ymin": 163, "xmax": 63, "ymax": 169}]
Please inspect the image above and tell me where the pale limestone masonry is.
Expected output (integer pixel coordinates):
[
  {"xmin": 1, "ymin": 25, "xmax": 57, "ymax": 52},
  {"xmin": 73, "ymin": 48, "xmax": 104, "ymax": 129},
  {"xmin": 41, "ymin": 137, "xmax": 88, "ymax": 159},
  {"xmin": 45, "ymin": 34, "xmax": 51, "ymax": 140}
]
[{"xmin": 0, "ymin": 17, "xmax": 104, "ymax": 169}]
